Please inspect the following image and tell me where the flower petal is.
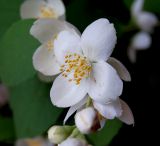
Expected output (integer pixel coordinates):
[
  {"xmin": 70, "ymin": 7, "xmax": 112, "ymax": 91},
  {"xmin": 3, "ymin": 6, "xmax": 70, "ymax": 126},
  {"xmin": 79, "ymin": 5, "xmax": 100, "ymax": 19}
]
[
  {"xmin": 50, "ymin": 74, "xmax": 88, "ymax": 107},
  {"xmin": 131, "ymin": 32, "xmax": 151, "ymax": 50},
  {"xmin": 47, "ymin": 0, "xmax": 65, "ymax": 18},
  {"xmin": 118, "ymin": 99, "xmax": 134, "ymax": 125},
  {"xmin": 63, "ymin": 96, "xmax": 88, "ymax": 124},
  {"xmin": 127, "ymin": 47, "xmax": 137, "ymax": 63},
  {"xmin": 54, "ymin": 31, "xmax": 81, "ymax": 64},
  {"xmin": 136, "ymin": 12, "xmax": 158, "ymax": 32},
  {"xmin": 33, "ymin": 44, "xmax": 61, "ymax": 76},
  {"xmin": 30, "ymin": 19, "xmax": 80, "ymax": 43},
  {"xmin": 88, "ymin": 61, "xmax": 123, "ymax": 103},
  {"xmin": 20, "ymin": 0, "xmax": 45, "ymax": 19},
  {"xmin": 131, "ymin": 0, "xmax": 144, "ymax": 16},
  {"xmin": 107, "ymin": 57, "xmax": 131, "ymax": 82},
  {"xmin": 81, "ymin": 18, "xmax": 117, "ymax": 61},
  {"xmin": 59, "ymin": 138, "xmax": 87, "ymax": 146},
  {"xmin": 93, "ymin": 100, "xmax": 122, "ymax": 119}
]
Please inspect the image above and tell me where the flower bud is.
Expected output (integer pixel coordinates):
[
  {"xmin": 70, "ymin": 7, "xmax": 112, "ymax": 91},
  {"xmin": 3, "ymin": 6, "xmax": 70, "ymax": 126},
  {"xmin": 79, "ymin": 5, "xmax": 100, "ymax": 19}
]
[
  {"xmin": 48, "ymin": 125, "xmax": 74, "ymax": 144},
  {"xmin": 75, "ymin": 107, "xmax": 100, "ymax": 134},
  {"xmin": 58, "ymin": 138, "xmax": 87, "ymax": 146},
  {"xmin": 131, "ymin": 32, "xmax": 151, "ymax": 50}
]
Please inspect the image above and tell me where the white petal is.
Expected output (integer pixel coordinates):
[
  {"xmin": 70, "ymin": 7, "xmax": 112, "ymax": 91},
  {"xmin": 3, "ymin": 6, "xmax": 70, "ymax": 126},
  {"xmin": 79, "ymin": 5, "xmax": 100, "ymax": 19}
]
[
  {"xmin": 33, "ymin": 44, "xmax": 61, "ymax": 76},
  {"xmin": 81, "ymin": 18, "xmax": 117, "ymax": 61},
  {"xmin": 131, "ymin": 0, "xmax": 144, "ymax": 16},
  {"xmin": 64, "ymin": 96, "xmax": 88, "ymax": 124},
  {"xmin": 131, "ymin": 32, "xmax": 151, "ymax": 50},
  {"xmin": 136, "ymin": 12, "xmax": 158, "ymax": 32},
  {"xmin": 20, "ymin": 0, "xmax": 45, "ymax": 19},
  {"xmin": 118, "ymin": 99, "xmax": 134, "ymax": 125},
  {"xmin": 50, "ymin": 74, "xmax": 88, "ymax": 107},
  {"xmin": 54, "ymin": 31, "xmax": 82, "ymax": 64},
  {"xmin": 127, "ymin": 47, "xmax": 137, "ymax": 63},
  {"xmin": 107, "ymin": 57, "xmax": 131, "ymax": 81},
  {"xmin": 59, "ymin": 138, "xmax": 87, "ymax": 146},
  {"xmin": 47, "ymin": 0, "xmax": 65, "ymax": 18},
  {"xmin": 30, "ymin": 19, "xmax": 80, "ymax": 43},
  {"xmin": 93, "ymin": 100, "xmax": 122, "ymax": 119},
  {"xmin": 88, "ymin": 61, "xmax": 123, "ymax": 103}
]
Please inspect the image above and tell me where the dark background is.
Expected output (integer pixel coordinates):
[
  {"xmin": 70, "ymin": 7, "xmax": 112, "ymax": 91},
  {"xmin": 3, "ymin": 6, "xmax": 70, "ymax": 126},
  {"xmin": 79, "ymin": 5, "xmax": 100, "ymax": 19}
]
[{"xmin": 1, "ymin": 0, "xmax": 160, "ymax": 145}]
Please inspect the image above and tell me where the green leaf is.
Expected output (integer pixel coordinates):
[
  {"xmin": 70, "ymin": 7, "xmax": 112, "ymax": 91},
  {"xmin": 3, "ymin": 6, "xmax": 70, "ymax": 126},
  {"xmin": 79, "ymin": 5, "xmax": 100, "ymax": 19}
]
[
  {"xmin": 0, "ymin": 0, "xmax": 22, "ymax": 39},
  {"xmin": 144, "ymin": 0, "xmax": 160, "ymax": 14},
  {"xmin": 123, "ymin": 0, "xmax": 133, "ymax": 9},
  {"xmin": 0, "ymin": 115, "xmax": 15, "ymax": 141},
  {"xmin": 87, "ymin": 119, "xmax": 122, "ymax": 146},
  {"xmin": 0, "ymin": 19, "xmax": 39, "ymax": 86},
  {"xmin": 9, "ymin": 76, "xmax": 63, "ymax": 138},
  {"xmin": 123, "ymin": 0, "xmax": 160, "ymax": 14}
]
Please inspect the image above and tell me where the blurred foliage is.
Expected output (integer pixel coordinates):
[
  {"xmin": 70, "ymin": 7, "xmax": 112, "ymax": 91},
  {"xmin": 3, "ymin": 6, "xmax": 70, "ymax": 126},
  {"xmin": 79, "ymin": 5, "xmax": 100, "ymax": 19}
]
[
  {"xmin": 88, "ymin": 119, "xmax": 122, "ymax": 146},
  {"xmin": 9, "ymin": 76, "xmax": 63, "ymax": 138},
  {"xmin": 0, "ymin": 116, "xmax": 15, "ymax": 141},
  {"xmin": 0, "ymin": 0, "xmax": 23, "ymax": 39},
  {"xmin": 0, "ymin": 20, "xmax": 39, "ymax": 86}
]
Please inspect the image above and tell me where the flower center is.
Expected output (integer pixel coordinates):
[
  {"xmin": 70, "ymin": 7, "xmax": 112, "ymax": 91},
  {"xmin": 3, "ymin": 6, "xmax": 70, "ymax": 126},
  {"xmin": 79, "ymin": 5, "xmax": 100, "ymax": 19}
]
[
  {"xmin": 40, "ymin": 6, "xmax": 57, "ymax": 18},
  {"xmin": 60, "ymin": 53, "xmax": 92, "ymax": 85}
]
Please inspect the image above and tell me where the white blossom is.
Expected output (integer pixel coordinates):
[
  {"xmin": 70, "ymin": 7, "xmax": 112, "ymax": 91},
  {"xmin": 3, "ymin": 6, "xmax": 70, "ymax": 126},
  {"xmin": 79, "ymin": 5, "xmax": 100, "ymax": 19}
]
[
  {"xmin": 49, "ymin": 18, "xmax": 123, "ymax": 107},
  {"xmin": 20, "ymin": 0, "xmax": 65, "ymax": 19}
]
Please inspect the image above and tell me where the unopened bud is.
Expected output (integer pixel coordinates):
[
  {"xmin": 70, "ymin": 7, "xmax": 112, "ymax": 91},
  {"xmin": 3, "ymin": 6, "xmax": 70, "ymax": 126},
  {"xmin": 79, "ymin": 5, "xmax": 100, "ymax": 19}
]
[
  {"xmin": 48, "ymin": 125, "xmax": 74, "ymax": 144},
  {"xmin": 75, "ymin": 107, "xmax": 100, "ymax": 134}
]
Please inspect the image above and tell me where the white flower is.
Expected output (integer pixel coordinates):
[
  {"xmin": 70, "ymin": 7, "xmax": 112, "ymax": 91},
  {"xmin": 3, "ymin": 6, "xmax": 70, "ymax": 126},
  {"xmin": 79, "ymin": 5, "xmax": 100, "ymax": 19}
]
[
  {"xmin": 16, "ymin": 137, "xmax": 53, "ymax": 146},
  {"xmin": 93, "ymin": 98, "xmax": 134, "ymax": 125},
  {"xmin": 128, "ymin": 31, "xmax": 151, "ymax": 63},
  {"xmin": 31, "ymin": 18, "xmax": 79, "ymax": 78},
  {"xmin": 49, "ymin": 18, "xmax": 124, "ymax": 108},
  {"xmin": 128, "ymin": 0, "xmax": 158, "ymax": 63},
  {"xmin": 58, "ymin": 138, "xmax": 88, "ymax": 146},
  {"xmin": 20, "ymin": 0, "xmax": 65, "ymax": 19},
  {"xmin": 131, "ymin": 0, "xmax": 158, "ymax": 32},
  {"xmin": 75, "ymin": 107, "xmax": 101, "ymax": 134}
]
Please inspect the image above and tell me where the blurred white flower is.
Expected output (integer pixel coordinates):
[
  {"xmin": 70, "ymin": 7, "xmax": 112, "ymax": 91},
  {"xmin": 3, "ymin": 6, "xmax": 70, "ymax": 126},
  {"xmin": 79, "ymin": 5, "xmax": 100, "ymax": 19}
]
[
  {"xmin": 58, "ymin": 138, "xmax": 88, "ymax": 146},
  {"xmin": 50, "ymin": 18, "xmax": 123, "ymax": 108},
  {"xmin": 131, "ymin": 0, "xmax": 158, "ymax": 32},
  {"xmin": 16, "ymin": 137, "xmax": 53, "ymax": 146},
  {"xmin": 128, "ymin": 0, "xmax": 158, "ymax": 62},
  {"xmin": 20, "ymin": 0, "xmax": 65, "ymax": 19},
  {"xmin": 128, "ymin": 31, "xmax": 151, "ymax": 63},
  {"xmin": 48, "ymin": 125, "xmax": 74, "ymax": 144},
  {"xmin": 75, "ymin": 107, "xmax": 100, "ymax": 134},
  {"xmin": 30, "ymin": 18, "xmax": 79, "ymax": 82},
  {"xmin": 0, "ymin": 84, "xmax": 9, "ymax": 107}
]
